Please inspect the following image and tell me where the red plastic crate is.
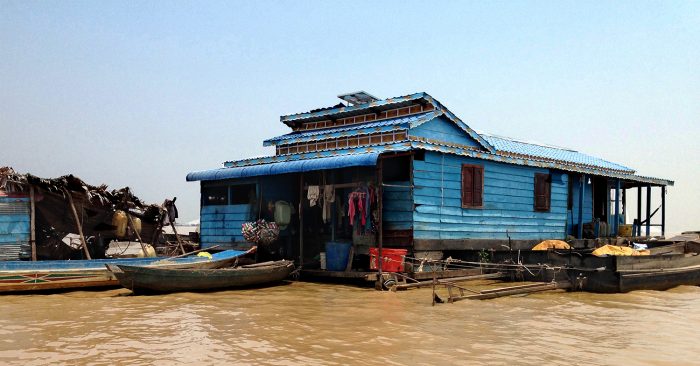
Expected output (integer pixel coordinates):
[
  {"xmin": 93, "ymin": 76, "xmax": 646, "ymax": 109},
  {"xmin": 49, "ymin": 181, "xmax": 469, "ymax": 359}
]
[{"xmin": 369, "ymin": 248, "xmax": 407, "ymax": 272}]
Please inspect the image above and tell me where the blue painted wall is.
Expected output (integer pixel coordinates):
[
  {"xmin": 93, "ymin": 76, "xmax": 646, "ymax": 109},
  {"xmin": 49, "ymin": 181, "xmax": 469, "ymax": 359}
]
[
  {"xmin": 199, "ymin": 175, "xmax": 298, "ymax": 249},
  {"xmin": 199, "ymin": 204, "xmax": 251, "ymax": 247},
  {"xmin": 382, "ymin": 181, "xmax": 413, "ymax": 230},
  {"xmin": 412, "ymin": 151, "xmax": 568, "ymax": 240},
  {"xmin": 409, "ymin": 116, "xmax": 481, "ymax": 148},
  {"xmin": 0, "ymin": 195, "xmax": 30, "ymax": 260}
]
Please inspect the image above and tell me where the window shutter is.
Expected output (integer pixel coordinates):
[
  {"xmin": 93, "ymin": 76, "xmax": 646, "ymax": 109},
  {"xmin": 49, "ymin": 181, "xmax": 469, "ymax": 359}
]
[
  {"xmin": 462, "ymin": 164, "xmax": 484, "ymax": 208},
  {"xmin": 462, "ymin": 165, "xmax": 473, "ymax": 206},
  {"xmin": 534, "ymin": 173, "xmax": 551, "ymax": 211},
  {"xmin": 473, "ymin": 166, "xmax": 483, "ymax": 207}
]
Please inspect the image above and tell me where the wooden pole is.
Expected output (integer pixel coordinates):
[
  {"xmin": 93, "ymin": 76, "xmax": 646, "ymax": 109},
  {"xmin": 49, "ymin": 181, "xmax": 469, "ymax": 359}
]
[
  {"xmin": 614, "ymin": 179, "xmax": 620, "ymax": 236},
  {"xmin": 376, "ymin": 157, "xmax": 384, "ymax": 288},
  {"xmin": 64, "ymin": 188, "xmax": 91, "ymax": 260},
  {"xmin": 169, "ymin": 220, "xmax": 186, "ymax": 255},
  {"xmin": 646, "ymin": 185, "xmax": 652, "ymax": 237},
  {"xmin": 29, "ymin": 186, "xmax": 36, "ymax": 261},
  {"xmin": 661, "ymin": 186, "xmax": 666, "ymax": 238},
  {"xmin": 298, "ymin": 173, "xmax": 304, "ymax": 268},
  {"xmin": 577, "ymin": 175, "xmax": 585, "ymax": 239},
  {"xmin": 125, "ymin": 212, "xmax": 149, "ymax": 257},
  {"xmin": 636, "ymin": 186, "xmax": 642, "ymax": 236}
]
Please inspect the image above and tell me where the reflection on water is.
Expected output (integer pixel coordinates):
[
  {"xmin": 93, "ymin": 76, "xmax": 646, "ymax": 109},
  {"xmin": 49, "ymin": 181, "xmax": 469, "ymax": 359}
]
[{"xmin": 1, "ymin": 281, "xmax": 699, "ymax": 365}]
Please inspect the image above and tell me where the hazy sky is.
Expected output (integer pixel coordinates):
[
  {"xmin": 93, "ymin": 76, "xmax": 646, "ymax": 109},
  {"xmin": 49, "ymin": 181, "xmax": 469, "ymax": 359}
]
[{"xmin": 1, "ymin": 1, "xmax": 698, "ymax": 234}]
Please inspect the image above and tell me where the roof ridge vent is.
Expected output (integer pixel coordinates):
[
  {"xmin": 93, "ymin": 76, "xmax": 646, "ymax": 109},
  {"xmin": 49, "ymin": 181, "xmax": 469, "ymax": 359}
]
[{"xmin": 337, "ymin": 91, "xmax": 380, "ymax": 106}]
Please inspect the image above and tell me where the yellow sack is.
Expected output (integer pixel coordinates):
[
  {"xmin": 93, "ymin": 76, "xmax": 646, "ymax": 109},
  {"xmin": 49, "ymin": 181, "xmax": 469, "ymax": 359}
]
[
  {"xmin": 592, "ymin": 245, "xmax": 650, "ymax": 256},
  {"xmin": 196, "ymin": 252, "xmax": 213, "ymax": 259},
  {"xmin": 532, "ymin": 240, "xmax": 571, "ymax": 251}
]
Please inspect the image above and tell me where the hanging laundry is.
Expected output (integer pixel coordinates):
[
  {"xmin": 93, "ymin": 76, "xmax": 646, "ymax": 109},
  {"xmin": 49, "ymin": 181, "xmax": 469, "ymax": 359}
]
[
  {"xmin": 307, "ymin": 185, "xmax": 320, "ymax": 207},
  {"xmin": 348, "ymin": 191, "xmax": 365, "ymax": 227},
  {"xmin": 322, "ymin": 185, "xmax": 335, "ymax": 224}
]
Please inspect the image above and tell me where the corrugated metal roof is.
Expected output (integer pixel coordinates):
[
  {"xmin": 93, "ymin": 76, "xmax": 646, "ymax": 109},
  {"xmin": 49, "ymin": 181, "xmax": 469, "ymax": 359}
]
[
  {"xmin": 481, "ymin": 134, "xmax": 635, "ymax": 173},
  {"xmin": 264, "ymin": 112, "xmax": 439, "ymax": 146},
  {"xmin": 187, "ymin": 153, "xmax": 382, "ymax": 181},
  {"xmin": 410, "ymin": 140, "xmax": 673, "ymax": 186},
  {"xmin": 280, "ymin": 92, "xmax": 427, "ymax": 124}
]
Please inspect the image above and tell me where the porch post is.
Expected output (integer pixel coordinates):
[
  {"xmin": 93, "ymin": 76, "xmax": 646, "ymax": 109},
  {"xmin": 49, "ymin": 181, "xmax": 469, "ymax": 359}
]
[
  {"xmin": 298, "ymin": 173, "xmax": 304, "ymax": 268},
  {"xmin": 661, "ymin": 186, "xmax": 666, "ymax": 237},
  {"xmin": 577, "ymin": 175, "xmax": 585, "ymax": 239},
  {"xmin": 636, "ymin": 186, "xmax": 642, "ymax": 236},
  {"xmin": 376, "ymin": 157, "xmax": 384, "ymax": 289},
  {"xmin": 614, "ymin": 179, "xmax": 620, "ymax": 236},
  {"xmin": 645, "ymin": 185, "xmax": 651, "ymax": 237}
]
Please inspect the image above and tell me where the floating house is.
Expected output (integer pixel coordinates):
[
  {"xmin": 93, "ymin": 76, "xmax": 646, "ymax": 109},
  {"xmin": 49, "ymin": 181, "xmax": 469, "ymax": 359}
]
[{"xmin": 186, "ymin": 92, "xmax": 673, "ymax": 271}]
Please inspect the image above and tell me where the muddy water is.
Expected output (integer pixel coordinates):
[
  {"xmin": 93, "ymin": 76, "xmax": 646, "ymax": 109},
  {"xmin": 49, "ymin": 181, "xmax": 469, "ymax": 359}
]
[{"xmin": 1, "ymin": 282, "xmax": 699, "ymax": 366}]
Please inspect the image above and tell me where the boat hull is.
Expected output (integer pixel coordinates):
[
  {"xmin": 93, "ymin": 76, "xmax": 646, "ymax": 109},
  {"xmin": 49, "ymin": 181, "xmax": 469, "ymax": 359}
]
[
  {"xmin": 502, "ymin": 248, "xmax": 700, "ymax": 293},
  {"xmin": 0, "ymin": 249, "xmax": 249, "ymax": 293},
  {"xmin": 109, "ymin": 260, "xmax": 295, "ymax": 293}
]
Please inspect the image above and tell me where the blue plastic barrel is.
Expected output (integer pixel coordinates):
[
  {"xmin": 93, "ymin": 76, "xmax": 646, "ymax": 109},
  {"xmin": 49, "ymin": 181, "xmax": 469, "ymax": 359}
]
[{"xmin": 325, "ymin": 241, "xmax": 352, "ymax": 271}]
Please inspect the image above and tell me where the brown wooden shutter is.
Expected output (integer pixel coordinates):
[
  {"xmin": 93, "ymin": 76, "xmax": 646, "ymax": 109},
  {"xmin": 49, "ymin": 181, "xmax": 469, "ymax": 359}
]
[
  {"xmin": 462, "ymin": 164, "xmax": 484, "ymax": 208},
  {"xmin": 534, "ymin": 173, "xmax": 551, "ymax": 211},
  {"xmin": 462, "ymin": 165, "xmax": 473, "ymax": 207},
  {"xmin": 473, "ymin": 166, "xmax": 483, "ymax": 207}
]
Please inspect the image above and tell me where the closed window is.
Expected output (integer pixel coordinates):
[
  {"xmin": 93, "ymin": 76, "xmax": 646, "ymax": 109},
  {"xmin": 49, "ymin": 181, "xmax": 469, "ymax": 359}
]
[
  {"xmin": 534, "ymin": 173, "xmax": 551, "ymax": 211},
  {"xmin": 461, "ymin": 164, "xmax": 484, "ymax": 208}
]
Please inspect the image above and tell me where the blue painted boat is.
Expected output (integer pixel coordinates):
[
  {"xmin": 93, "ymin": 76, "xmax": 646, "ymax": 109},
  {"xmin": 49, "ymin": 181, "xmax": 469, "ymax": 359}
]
[{"xmin": 0, "ymin": 249, "xmax": 251, "ymax": 293}]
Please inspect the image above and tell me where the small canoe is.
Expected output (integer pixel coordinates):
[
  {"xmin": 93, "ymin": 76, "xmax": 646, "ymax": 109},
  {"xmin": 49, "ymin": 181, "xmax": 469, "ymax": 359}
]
[
  {"xmin": 0, "ymin": 249, "xmax": 252, "ymax": 293},
  {"xmin": 107, "ymin": 260, "xmax": 295, "ymax": 294}
]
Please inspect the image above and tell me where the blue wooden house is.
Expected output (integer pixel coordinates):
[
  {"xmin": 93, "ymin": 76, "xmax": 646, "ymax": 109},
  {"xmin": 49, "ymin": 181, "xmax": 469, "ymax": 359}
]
[{"xmin": 187, "ymin": 92, "xmax": 673, "ymax": 267}]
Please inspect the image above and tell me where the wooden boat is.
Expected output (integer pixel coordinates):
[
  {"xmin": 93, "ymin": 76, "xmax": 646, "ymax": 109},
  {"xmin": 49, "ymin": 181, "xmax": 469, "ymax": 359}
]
[
  {"xmin": 501, "ymin": 242, "xmax": 700, "ymax": 293},
  {"xmin": 0, "ymin": 249, "xmax": 251, "ymax": 293},
  {"xmin": 107, "ymin": 260, "xmax": 295, "ymax": 294}
]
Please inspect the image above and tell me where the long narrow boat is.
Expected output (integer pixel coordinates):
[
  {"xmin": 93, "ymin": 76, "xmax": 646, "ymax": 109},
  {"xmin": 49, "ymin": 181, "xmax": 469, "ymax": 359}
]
[
  {"xmin": 500, "ymin": 242, "xmax": 700, "ymax": 293},
  {"xmin": 0, "ymin": 249, "xmax": 251, "ymax": 293},
  {"xmin": 107, "ymin": 260, "xmax": 295, "ymax": 294}
]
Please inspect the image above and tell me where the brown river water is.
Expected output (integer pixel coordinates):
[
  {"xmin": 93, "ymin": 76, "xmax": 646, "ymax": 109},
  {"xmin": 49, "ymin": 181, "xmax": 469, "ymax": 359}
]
[{"xmin": 1, "ymin": 281, "xmax": 699, "ymax": 366}]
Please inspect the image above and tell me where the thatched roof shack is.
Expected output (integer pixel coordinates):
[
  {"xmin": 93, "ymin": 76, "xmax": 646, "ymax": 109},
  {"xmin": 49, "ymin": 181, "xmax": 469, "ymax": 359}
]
[{"xmin": 0, "ymin": 167, "xmax": 162, "ymax": 260}]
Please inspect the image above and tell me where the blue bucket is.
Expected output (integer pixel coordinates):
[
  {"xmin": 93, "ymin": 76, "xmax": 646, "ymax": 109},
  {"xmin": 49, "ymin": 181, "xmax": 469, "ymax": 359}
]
[{"xmin": 325, "ymin": 241, "xmax": 352, "ymax": 271}]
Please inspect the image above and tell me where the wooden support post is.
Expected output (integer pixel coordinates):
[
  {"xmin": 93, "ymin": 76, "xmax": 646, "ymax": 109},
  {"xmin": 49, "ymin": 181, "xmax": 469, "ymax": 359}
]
[
  {"xmin": 376, "ymin": 157, "xmax": 384, "ymax": 289},
  {"xmin": 64, "ymin": 188, "xmax": 91, "ymax": 260},
  {"xmin": 298, "ymin": 173, "xmax": 304, "ymax": 268},
  {"xmin": 169, "ymin": 220, "xmax": 186, "ymax": 255},
  {"xmin": 614, "ymin": 179, "xmax": 620, "ymax": 236},
  {"xmin": 636, "ymin": 186, "xmax": 642, "ymax": 236},
  {"xmin": 29, "ymin": 186, "xmax": 36, "ymax": 261},
  {"xmin": 622, "ymin": 187, "xmax": 627, "ymax": 223},
  {"xmin": 661, "ymin": 186, "xmax": 666, "ymax": 238},
  {"xmin": 577, "ymin": 175, "xmax": 585, "ymax": 239},
  {"xmin": 646, "ymin": 185, "xmax": 651, "ymax": 237},
  {"xmin": 126, "ymin": 212, "xmax": 150, "ymax": 257}
]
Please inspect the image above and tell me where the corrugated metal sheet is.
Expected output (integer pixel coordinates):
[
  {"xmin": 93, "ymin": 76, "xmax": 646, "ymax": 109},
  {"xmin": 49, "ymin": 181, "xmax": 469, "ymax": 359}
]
[
  {"xmin": 410, "ymin": 140, "xmax": 673, "ymax": 186},
  {"xmin": 281, "ymin": 92, "xmax": 427, "ymax": 124},
  {"xmin": 264, "ymin": 112, "xmax": 438, "ymax": 146},
  {"xmin": 482, "ymin": 134, "xmax": 634, "ymax": 173},
  {"xmin": 221, "ymin": 143, "xmax": 412, "ymax": 168},
  {"xmin": 187, "ymin": 153, "xmax": 382, "ymax": 182},
  {"xmin": 0, "ymin": 197, "xmax": 30, "ymax": 261}
]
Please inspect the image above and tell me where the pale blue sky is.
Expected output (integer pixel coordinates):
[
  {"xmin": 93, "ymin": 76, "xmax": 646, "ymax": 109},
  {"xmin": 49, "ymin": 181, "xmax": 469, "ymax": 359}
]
[{"xmin": 1, "ymin": 1, "xmax": 698, "ymax": 233}]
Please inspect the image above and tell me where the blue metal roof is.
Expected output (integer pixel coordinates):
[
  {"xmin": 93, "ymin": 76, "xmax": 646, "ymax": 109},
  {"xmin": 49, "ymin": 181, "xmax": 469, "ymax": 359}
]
[
  {"xmin": 481, "ymin": 134, "xmax": 635, "ymax": 173},
  {"xmin": 187, "ymin": 153, "xmax": 381, "ymax": 181},
  {"xmin": 264, "ymin": 112, "xmax": 439, "ymax": 146}
]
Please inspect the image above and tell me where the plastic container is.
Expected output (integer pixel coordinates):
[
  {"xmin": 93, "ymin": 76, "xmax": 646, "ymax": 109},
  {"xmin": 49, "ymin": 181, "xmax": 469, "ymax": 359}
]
[
  {"xmin": 112, "ymin": 210, "xmax": 127, "ymax": 237},
  {"xmin": 325, "ymin": 241, "xmax": 351, "ymax": 271},
  {"xmin": 370, "ymin": 248, "xmax": 407, "ymax": 272},
  {"xmin": 320, "ymin": 252, "xmax": 326, "ymax": 270},
  {"xmin": 618, "ymin": 224, "xmax": 633, "ymax": 237}
]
